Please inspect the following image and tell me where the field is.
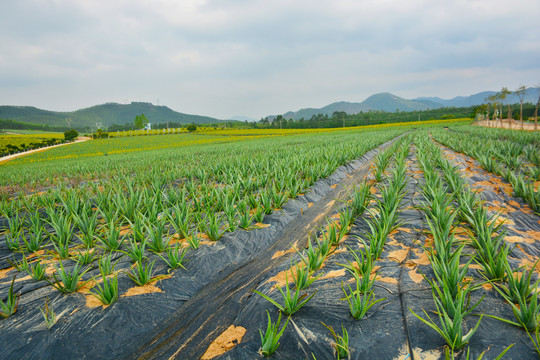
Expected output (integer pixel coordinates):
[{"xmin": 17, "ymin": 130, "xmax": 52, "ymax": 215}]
[{"xmin": 0, "ymin": 120, "xmax": 539, "ymax": 359}]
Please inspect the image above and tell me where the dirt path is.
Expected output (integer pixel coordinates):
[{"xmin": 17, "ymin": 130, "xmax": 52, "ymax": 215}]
[
  {"xmin": 475, "ymin": 119, "xmax": 538, "ymax": 131},
  {"xmin": 0, "ymin": 137, "xmax": 91, "ymax": 164}
]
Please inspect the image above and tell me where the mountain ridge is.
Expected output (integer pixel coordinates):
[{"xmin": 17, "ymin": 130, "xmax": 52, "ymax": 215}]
[
  {"xmin": 274, "ymin": 87, "xmax": 540, "ymax": 120},
  {"xmin": 0, "ymin": 102, "xmax": 222, "ymax": 130}
]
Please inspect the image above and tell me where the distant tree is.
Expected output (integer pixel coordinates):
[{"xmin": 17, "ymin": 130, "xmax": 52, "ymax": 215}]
[
  {"xmin": 134, "ymin": 114, "xmax": 149, "ymax": 129},
  {"xmin": 535, "ymin": 84, "xmax": 540, "ymax": 131},
  {"xmin": 186, "ymin": 124, "xmax": 197, "ymax": 132},
  {"xmin": 276, "ymin": 115, "xmax": 283, "ymax": 129},
  {"xmin": 64, "ymin": 129, "xmax": 78, "ymax": 141},
  {"xmin": 515, "ymin": 85, "xmax": 527, "ymax": 130},
  {"xmin": 499, "ymin": 87, "xmax": 512, "ymax": 126}
]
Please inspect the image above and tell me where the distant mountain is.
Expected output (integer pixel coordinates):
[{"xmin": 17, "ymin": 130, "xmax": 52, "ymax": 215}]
[
  {"xmin": 361, "ymin": 93, "xmax": 436, "ymax": 112},
  {"xmin": 281, "ymin": 93, "xmax": 440, "ymax": 120},
  {"xmin": 415, "ymin": 87, "xmax": 539, "ymax": 108},
  {"xmin": 274, "ymin": 87, "xmax": 540, "ymax": 120},
  {"xmin": 228, "ymin": 115, "xmax": 257, "ymax": 122},
  {"xmin": 0, "ymin": 102, "xmax": 221, "ymax": 130}
]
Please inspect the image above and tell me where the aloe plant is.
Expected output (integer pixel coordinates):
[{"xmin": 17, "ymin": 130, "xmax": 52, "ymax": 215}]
[
  {"xmin": 127, "ymin": 259, "xmax": 165, "ymax": 286},
  {"xmin": 98, "ymin": 252, "xmax": 116, "ymax": 276},
  {"xmin": 98, "ymin": 220, "xmax": 127, "ymax": 251},
  {"xmin": 0, "ymin": 276, "xmax": 19, "ymax": 318},
  {"xmin": 49, "ymin": 260, "xmax": 90, "ymax": 294},
  {"xmin": 341, "ymin": 273, "xmax": 385, "ymax": 319},
  {"xmin": 410, "ymin": 300, "xmax": 483, "ymax": 352},
  {"xmin": 338, "ymin": 242, "xmax": 373, "ymax": 278},
  {"xmin": 6, "ymin": 212, "xmax": 25, "ymax": 251},
  {"xmin": 7, "ymin": 255, "xmax": 29, "ymax": 272},
  {"xmin": 490, "ymin": 279, "xmax": 540, "ymax": 331},
  {"xmin": 40, "ymin": 299, "xmax": 56, "ymax": 329},
  {"xmin": 238, "ymin": 205, "xmax": 254, "ymax": 229},
  {"xmin": 322, "ymin": 322, "xmax": 349, "ymax": 360},
  {"xmin": 259, "ymin": 310, "xmax": 290, "ymax": 357},
  {"xmin": 27, "ymin": 259, "xmax": 47, "ymax": 281},
  {"xmin": 157, "ymin": 243, "xmax": 188, "ymax": 271},
  {"xmin": 291, "ymin": 261, "xmax": 320, "ymax": 290},
  {"xmin": 123, "ymin": 238, "xmax": 147, "ymax": 263},
  {"xmin": 24, "ymin": 213, "xmax": 46, "ymax": 252},
  {"xmin": 144, "ymin": 218, "xmax": 170, "ymax": 252},
  {"xmin": 350, "ymin": 182, "xmax": 371, "ymax": 217},
  {"xmin": 498, "ymin": 260, "xmax": 539, "ymax": 304},
  {"xmin": 202, "ymin": 212, "xmax": 225, "ymax": 241},
  {"xmin": 298, "ymin": 237, "xmax": 326, "ymax": 271},
  {"xmin": 75, "ymin": 249, "xmax": 98, "ymax": 265},
  {"xmin": 90, "ymin": 273, "xmax": 119, "ymax": 305},
  {"xmin": 73, "ymin": 210, "xmax": 99, "ymax": 248},
  {"xmin": 254, "ymin": 271, "xmax": 316, "ymax": 316},
  {"xmin": 186, "ymin": 230, "xmax": 201, "ymax": 249}
]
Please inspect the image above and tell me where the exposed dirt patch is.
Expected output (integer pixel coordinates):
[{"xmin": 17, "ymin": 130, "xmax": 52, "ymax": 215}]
[
  {"xmin": 200, "ymin": 325, "xmax": 247, "ymax": 360},
  {"xmin": 121, "ymin": 284, "xmax": 163, "ymax": 297}
]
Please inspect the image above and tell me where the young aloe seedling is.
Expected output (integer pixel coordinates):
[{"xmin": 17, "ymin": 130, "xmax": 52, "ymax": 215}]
[
  {"xmin": 98, "ymin": 252, "xmax": 118, "ymax": 276},
  {"xmin": 90, "ymin": 273, "xmax": 119, "ymax": 305},
  {"xmin": 49, "ymin": 261, "xmax": 90, "ymax": 294},
  {"xmin": 7, "ymin": 255, "xmax": 29, "ymax": 272},
  {"xmin": 144, "ymin": 218, "xmax": 170, "ymax": 252},
  {"xmin": 157, "ymin": 243, "xmax": 189, "ymax": 271},
  {"xmin": 98, "ymin": 220, "xmax": 127, "ymax": 251},
  {"xmin": 338, "ymin": 241, "xmax": 374, "ymax": 278},
  {"xmin": 259, "ymin": 310, "xmax": 290, "ymax": 357},
  {"xmin": 410, "ymin": 299, "xmax": 483, "ymax": 352},
  {"xmin": 254, "ymin": 271, "xmax": 316, "ymax": 316},
  {"xmin": 27, "ymin": 259, "xmax": 47, "ymax": 281},
  {"xmin": 75, "ymin": 249, "xmax": 98, "ymax": 265},
  {"xmin": 40, "ymin": 298, "xmax": 56, "ymax": 329},
  {"xmin": 127, "ymin": 259, "xmax": 166, "ymax": 286},
  {"xmin": 186, "ymin": 230, "xmax": 201, "ymax": 249},
  {"xmin": 291, "ymin": 261, "xmax": 320, "ymax": 290},
  {"xmin": 123, "ymin": 238, "xmax": 148, "ymax": 263},
  {"xmin": 498, "ymin": 260, "xmax": 539, "ymax": 304},
  {"xmin": 341, "ymin": 273, "xmax": 385, "ymax": 319},
  {"xmin": 298, "ymin": 237, "xmax": 326, "ymax": 271},
  {"xmin": 322, "ymin": 322, "xmax": 350, "ymax": 360},
  {"xmin": 0, "ymin": 276, "xmax": 19, "ymax": 318}
]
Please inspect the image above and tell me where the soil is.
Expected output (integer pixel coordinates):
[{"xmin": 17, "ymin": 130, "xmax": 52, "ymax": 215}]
[{"xmin": 475, "ymin": 119, "xmax": 539, "ymax": 131}]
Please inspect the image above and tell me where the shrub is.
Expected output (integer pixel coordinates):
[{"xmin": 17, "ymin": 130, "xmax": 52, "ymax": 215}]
[{"xmin": 64, "ymin": 129, "xmax": 78, "ymax": 141}]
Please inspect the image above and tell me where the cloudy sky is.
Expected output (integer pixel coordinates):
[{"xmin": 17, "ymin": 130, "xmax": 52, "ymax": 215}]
[{"xmin": 1, "ymin": 0, "xmax": 539, "ymax": 119}]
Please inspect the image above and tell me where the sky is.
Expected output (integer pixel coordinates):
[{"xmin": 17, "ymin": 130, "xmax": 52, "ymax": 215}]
[{"xmin": 1, "ymin": 0, "xmax": 539, "ymax": 120}]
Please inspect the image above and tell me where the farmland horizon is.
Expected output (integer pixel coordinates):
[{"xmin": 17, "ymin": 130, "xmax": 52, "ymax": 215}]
[{"xmin": 2, "ymin": 86, "xmax": 539, "ymax": 124}]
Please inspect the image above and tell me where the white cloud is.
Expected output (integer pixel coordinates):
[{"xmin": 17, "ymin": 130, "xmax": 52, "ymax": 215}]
[{"xmin": 0, "ymin": 0, "xmax": 539, "ymax": 118}]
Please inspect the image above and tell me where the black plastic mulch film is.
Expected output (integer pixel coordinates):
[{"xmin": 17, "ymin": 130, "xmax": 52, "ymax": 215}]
[{"xmin": 0, "ymin": 136, "xmax": 538, "ymax": 360}]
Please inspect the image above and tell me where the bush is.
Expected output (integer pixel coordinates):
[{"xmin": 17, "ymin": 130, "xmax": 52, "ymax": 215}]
[
  {"xmin": 64, "ymin": 129, "xmax": 78, "ymax": 141},
  {"xmin": 186, "ymin": 124, "xmax": 197, "ymax": 132}
]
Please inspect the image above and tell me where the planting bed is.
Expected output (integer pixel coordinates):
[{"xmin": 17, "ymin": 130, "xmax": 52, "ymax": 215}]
[{"xmin": 1, "ymin": 126, "xmax": 540, "ymax": 360}]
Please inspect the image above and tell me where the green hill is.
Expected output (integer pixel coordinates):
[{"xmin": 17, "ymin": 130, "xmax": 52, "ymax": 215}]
[
  {"xmin": 0, "ymin": 102, "xmax": 221, "ymax": 131},
  {"xmin": 361, "ymin": 93, "xmax": 434, "ymax": 112}
]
